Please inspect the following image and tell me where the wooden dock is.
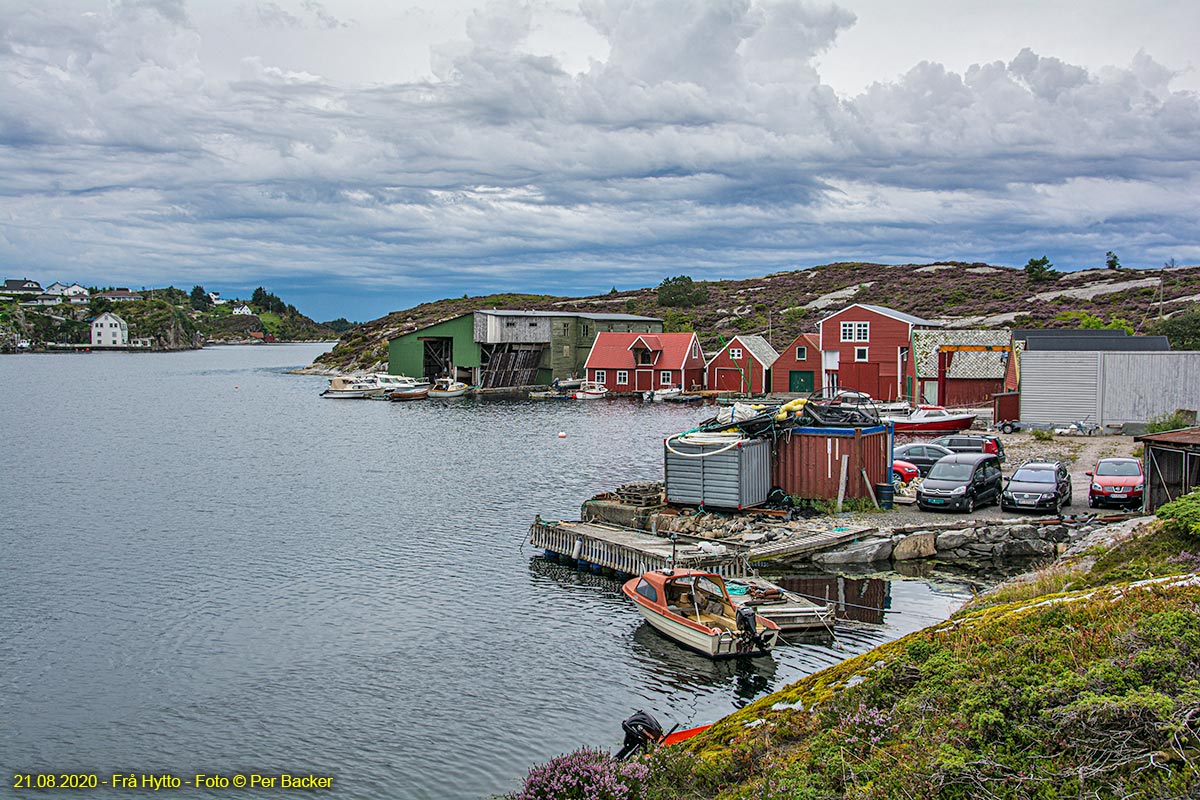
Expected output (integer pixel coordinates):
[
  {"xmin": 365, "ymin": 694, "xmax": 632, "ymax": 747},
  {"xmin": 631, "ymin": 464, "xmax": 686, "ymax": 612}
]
[{"xmin": 528, "ymin": 518, "xmax": 876, "ymax": 577}]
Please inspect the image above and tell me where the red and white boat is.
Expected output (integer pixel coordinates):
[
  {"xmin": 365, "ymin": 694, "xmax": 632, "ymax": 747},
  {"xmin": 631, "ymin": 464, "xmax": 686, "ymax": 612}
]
[
  {"xmin": 573, "ymin": 381, "xmax": 609, "ymax": 400},
  {"xmin": 882, "ymin": 404, "xmax": 977, "ymax": 433},
  {"xmin": 622, "ymin": 569, "xmax": 780, "ymax": 658}
]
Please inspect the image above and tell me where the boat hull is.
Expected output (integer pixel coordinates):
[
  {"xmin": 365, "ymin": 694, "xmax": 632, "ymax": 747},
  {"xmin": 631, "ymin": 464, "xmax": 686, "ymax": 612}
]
[
  {"xmin": 390, "ymin": 388, "xmax": 429, "ymax": 400},
  {"xmin": 429, "ymin": 389, "xmax": 468, "ymax": 399},
  {"xmin": 630, "ymin": 601, "xmax": 777, "ymax": 658},
  {"xmin": 888, "ymin": 415, "xmax": 976, "ymax": 433},
  {"xmin": 321, "ymin": 389, "xmax": 373, "ymax": 399}
]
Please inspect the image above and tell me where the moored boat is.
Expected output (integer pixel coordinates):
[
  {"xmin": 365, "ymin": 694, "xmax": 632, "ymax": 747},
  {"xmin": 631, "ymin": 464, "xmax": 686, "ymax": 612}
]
[
  {"xmin": 428, "ymin": 377, "xmax": 470, "ymax": 399},
  {"xmin": 374, "ymin": 373, "xmax": 430, "ymax": 398},
  {"xmin": 320, "ymin": 376, "xmax": 384, "ymax": 399},
  {"xmin": 574, "ymin": 381, "xmax": 608, "ymax": 400},
  {"xmin": 622, "ymin": 569, "xmax": 780, "ymax": 658},
  {"xmin": 390, "ymin": 387, "xmax": 430, "ymax": 401},
  {"xmin": 882, "ymin": 404, "xmax": 977, "ymax": 433}
]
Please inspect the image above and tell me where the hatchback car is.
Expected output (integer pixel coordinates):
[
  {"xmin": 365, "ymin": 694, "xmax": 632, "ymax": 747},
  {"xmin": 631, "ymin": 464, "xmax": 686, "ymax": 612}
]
[
  {"xmin": 893, "ymin": 442, "xmax": 956, "ymax": 476},
  {"xmin": 931, "ymin": 433, "xmax": 1006, "ymax": 463},
  {"xmin": 1001, "ymin": 461, "xmax": 1072, "ymax": 513},
  {"xmin": 1086, "ymin": 458, "xmax": 1144, "ymax": 509},
  {"xmin": 916, "ymin": 453, "xmax": 1003, "ymax": 513},
  {"xmin": 892, "ymin": 459, "xmax": 920, "ymax": 487}
]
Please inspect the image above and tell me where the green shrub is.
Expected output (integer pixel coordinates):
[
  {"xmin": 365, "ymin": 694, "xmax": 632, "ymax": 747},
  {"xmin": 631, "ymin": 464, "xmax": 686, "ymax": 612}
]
[
  {"xmin": 1156, "ymin": 491, "xmax": 1200, "ymax": 539},
  {"xmin": 1145, "ymin": 410, "xmax": 1194, "ymax": 434},
  {"xmin": 1032, "ymin": 429, "xmax": 1055, "ymax": 442}
]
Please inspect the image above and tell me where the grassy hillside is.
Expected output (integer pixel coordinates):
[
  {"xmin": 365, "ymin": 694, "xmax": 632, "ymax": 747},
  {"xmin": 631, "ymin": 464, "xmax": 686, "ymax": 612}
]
[
  {"xmin": 310, "ymin": 261, "xmax": 1200, "ymax": 374},
  {"xmin": 507, "ymin": 519, "xmax": 1200, "ymax": 799}
]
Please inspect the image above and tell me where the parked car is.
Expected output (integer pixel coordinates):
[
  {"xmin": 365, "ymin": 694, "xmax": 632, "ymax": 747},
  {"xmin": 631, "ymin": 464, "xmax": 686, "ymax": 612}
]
[
  {"xmin": 916, "ymin": 453, "xmax": 1003, "ymax": 513},
  {"xmin": 931, "ymin": 433, "xmax": 1006, "ymax": 463},
  {"xmin": 893, "ymin": 442, "xmax": 956, "ymax": 476},
  {"xmin": 1086, "ymin": 458, "xmax": 1144, "ymax": 509},
  {"xmin": 1001, "ymin": 461, "xmax": 1072, "ymax": 513},
  {"xmin": 892, "ymin": 459, "xmax": 920, "ymax": 488}
]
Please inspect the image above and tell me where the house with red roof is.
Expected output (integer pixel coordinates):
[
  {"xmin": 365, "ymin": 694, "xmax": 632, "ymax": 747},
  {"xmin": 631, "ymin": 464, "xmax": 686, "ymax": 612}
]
[
  {"xmin": 819, "ymin": 304, "xmax": 940, "ymax": 400},
  {"xmin": 771, "ymin": 332, "xmax": 822, "ymax": 394},
  {"xmin": 706, "ymin": 335, "xmax": 778, "ymax": 394},
  {"xmin": 584, "ymin": 332, "xmax": 705, "ymax": 393}
]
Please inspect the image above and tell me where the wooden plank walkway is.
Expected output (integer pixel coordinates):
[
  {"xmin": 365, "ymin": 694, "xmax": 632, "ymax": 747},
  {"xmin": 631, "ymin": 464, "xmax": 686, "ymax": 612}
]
[{"xmin": 529, "ymin": 518, "xmax": 877, "ymax": 577}]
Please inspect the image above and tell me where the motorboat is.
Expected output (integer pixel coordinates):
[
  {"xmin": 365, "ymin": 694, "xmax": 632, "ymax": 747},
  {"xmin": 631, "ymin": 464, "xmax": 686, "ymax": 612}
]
[
  {"xmin": 373, "ymin": 373, "xmax": 430, "ymax": 398},
  {"xmin": 622, "ymin": 569, "xmax": 780, "ymax": 658},
  {"xmin": 320, "ymin": 376, "xmax": 384, "ymax": 399},
  {"xmin": 389, "ymin": 386, "xmax": 429, "ymax": 401},
  {"xmin": 644, "ymin": 387, "xmax": 681, "ymax": 402},
  {"xmin": 574, "ymin": 381, "xmax": 608, "ymax": 400},
  {"xmin": 724, "ymin": 576, "xmax": 835, "ymax": 633},
  {"xmin": 882, "ymin": 404, "xmax": 977, "ymax": 433},
  {"xmin": 615, "ymin": 710, "xmax": 711, "ymax": 761},
  {"xmin": 428, "ymin": 377, "xmax": 470, "ymax": 399}
]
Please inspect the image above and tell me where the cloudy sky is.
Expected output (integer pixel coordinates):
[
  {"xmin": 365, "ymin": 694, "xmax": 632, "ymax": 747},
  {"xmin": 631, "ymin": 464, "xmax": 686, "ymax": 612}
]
[{"xmin": 1, "ymin": 0, "xmax": 1197, "ymax": 321}]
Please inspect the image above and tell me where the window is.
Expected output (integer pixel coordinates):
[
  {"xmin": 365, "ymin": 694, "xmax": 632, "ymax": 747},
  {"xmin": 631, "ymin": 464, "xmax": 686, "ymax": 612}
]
[
  {"xmin": 855, "ymin": 346, "xmax": 869, "ymax": 362},
  {"xmin": 583, "ymin": 324, "xmax": 590, "ymax": 336},
  {"xmin": 636, "ymin": 349, "xmax": 654, "ymax": 365},
  {"xmin": 616, "ymin": 370, "xmax": 629, "ymax": 384},
  {"xmin": 594, "ymin": 369, "xmax": 606, "ymax": 383},
  {"xmin": 691, "ymin": 342, "xmax": 700, "ymax": 358},
  {"xmin": 660, "ymin": 370, "xmax": 673, "ymax": 385},
  {"xmin": 505, "ymin": 320, "xmax": 516, "ymax": 328},
  {"xmin": 795, "ymin": 346, "xmax": 807, "ymax": 361},
  {"xmin": 635, "ymin": 579, "xmax": 658, "ymax": 602},
  {"xmin": 729, "ymin": 347, "xmax": 743, "ymax": 360},
  {"xmin": 528, "ymin": 322, "xmax": 537, "ymax": 328},
  {"xmin": 840, "ymin": 321, "xmax": 869, "ymax": 342}
]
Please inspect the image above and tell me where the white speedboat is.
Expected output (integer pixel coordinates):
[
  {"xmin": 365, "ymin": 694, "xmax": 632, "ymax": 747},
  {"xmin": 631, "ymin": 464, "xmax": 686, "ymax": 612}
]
[
  {"xmin": 321, "ymin": 376, "xmax": 383, "ymax": 399},
  {"xmin": 622, "ymin": 569, "xmax": 779, "ymax": 658},
  {"xmin": 428, "ymin": 378, "xmax": 470, "ymax": 399},
  {"xmin": 574, "ymin": 381, "xmax": 608, "ymax": 400}
]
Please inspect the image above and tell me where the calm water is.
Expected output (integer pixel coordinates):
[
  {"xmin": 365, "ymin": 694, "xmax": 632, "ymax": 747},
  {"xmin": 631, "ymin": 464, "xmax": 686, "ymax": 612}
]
[{"xmin": 0, "ymin": 345, "xmax": 974, "ymax": 799}]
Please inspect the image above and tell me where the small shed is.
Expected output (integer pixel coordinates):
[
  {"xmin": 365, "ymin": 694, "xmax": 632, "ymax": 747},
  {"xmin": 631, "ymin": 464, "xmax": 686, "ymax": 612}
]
[
  {"xmin": 1133, "ymin": 427, "xmax": 1200, "ymax": 513},
  {"xmin": 706, "ymin": 335, "xmax": 778, "ymax": 394},
  {"xmin": 771, "ymin": 332, "xmax": 821, "ymax": 394}
]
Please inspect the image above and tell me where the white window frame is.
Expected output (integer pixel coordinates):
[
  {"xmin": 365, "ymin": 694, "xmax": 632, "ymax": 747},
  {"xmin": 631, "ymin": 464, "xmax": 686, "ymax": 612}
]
[
  {"xmin": 840, "ymin": 321, "xmax": 869, "ymax": 342},
  {"xmin": 729, "ymin": 347, "xmax": 743, "ymax": 360},
  {"xmin": 855, "ymin": 346, "xmax": 869, "ymax": 362},
  {"xmin": 594, "ymin": 369, "xmax": 606, "ymax": 383},
  {"xmin": 616, "ymin": 370, "xmax": 629, "ymax": 384},
  {"xmin": 660, "ymin": 370, "xmax": 673, "ymax": 385},
  {"xmin": 795, "ymin": 346, "xmax": 807, "ymax": 361}
]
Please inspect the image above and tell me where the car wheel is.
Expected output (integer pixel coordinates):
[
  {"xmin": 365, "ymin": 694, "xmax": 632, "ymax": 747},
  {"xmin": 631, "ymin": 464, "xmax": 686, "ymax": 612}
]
[
  {"xmin": 892, "ymin": 471, "xmax": 903, "ymax": 491},
  {"xmin": 1000, "ymin": 422, "xmax": 1016, "ymax": 434},
  {"xmin": 1088, "ymin": 496, "xmax": 1096, "ymax": 508},
  {"xmin": 1065, "ymin": 487, "xmax": 1072, "ymax": 507},
  {"xmin": 965, "ymin": 495, "xmax": 975, "ymax": 514}
]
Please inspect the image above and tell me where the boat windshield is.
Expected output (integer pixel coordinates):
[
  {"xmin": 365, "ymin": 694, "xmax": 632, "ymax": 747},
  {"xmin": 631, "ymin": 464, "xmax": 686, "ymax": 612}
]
[
  {"xmin": 1012, "ymin": 468, "xmax": 1056, "ymax": 483},
  {"xmin": 928, "ymin": 462, "xmax": 972, "ymax": 481},
  {"xmin": 694, "ymin": 576, "xmax": 725, "ymax": 597},
  {"xmin": 1096, "ymin": 460, "xmax": 1141, "ymax": 477}
]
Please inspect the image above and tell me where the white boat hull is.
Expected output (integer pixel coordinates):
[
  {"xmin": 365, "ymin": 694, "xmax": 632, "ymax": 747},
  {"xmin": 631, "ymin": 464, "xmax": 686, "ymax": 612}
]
[
  {"xmin": 632, "ymin": 603, "xmax": 777, "ymax": 658},
  {"xmin": 321, "ymin": 389, "xmax": 373, "ymax": 399}
]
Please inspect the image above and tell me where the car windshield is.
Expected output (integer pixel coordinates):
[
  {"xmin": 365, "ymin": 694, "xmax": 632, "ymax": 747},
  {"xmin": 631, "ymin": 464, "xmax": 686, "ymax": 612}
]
[
  {"xmin": 928, "ymin": 462, "xmax": 972, "ymax": 481},
  {"xmin": 1012, "ymin": 468, "xmax": 1056, "ymax": 483},
  {"xmin": 1096, "ymin": 461, "xmax": 1141, "ymax": 476}
]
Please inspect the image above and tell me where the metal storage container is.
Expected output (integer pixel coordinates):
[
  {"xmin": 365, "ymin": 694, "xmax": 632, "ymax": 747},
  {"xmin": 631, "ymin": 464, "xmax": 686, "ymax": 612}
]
[
  {"xmin": 664, "ymin": 436, "xmax": 771, "ymax": 510},
  {"xmin": 772, "ymin": 425, "xmax": 891, "ymax": 501}
]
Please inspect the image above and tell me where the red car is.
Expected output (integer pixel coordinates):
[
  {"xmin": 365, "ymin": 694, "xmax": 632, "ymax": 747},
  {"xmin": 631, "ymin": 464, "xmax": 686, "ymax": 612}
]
[
  {"xmin": 1086, "ymin": 458, "xmax": 1144, "ymax": 509},
  {"xmin": 892, "ymin": 459, "xmax": 920, "ymax": 488}
]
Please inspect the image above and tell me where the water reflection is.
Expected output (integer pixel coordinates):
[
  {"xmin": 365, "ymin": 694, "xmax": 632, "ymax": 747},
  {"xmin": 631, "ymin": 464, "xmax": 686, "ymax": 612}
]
[{"xmin": 630, "ymin": 625, "xmax": 777, "ymax": 706}]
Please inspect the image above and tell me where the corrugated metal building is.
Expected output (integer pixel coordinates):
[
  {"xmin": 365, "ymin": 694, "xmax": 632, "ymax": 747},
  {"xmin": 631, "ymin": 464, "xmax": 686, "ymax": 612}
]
[
  {"xmin": 1133, "ymin": 427, "xmax": 1200, "ymax": 513},
  {"xmin": 1019, "ymin": 351, "xmax": 1200, "ymax": 426}
]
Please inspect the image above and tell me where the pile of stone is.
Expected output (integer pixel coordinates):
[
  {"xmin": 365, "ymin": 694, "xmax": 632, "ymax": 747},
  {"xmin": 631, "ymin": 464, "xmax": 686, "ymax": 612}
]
[{"xmin": 813, "ymin": 519, "xmax": 1111, "ymax": 567}]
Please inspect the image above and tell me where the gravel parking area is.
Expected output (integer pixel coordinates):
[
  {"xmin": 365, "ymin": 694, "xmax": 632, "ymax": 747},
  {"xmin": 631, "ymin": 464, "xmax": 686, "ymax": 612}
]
[{"xmin": 860, "ymin": 431, "xmax": 1143, "ymax": 529}]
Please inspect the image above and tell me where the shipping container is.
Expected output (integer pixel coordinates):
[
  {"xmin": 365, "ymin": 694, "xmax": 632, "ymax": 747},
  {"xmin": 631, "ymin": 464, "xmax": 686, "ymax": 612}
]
[
  {"xmin": 772, "ymin": 425, "xmax": 891, "ymax": 501},
  {"xmin": 664, "ymin": 437, "xmax": 771, "ymax": 510}
]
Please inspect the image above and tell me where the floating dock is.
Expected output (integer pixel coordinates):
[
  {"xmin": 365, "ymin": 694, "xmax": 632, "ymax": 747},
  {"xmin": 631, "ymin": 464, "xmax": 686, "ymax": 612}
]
[{"xmin": 529, "ymin": 518, "xmax": 853, "ymax": 631}]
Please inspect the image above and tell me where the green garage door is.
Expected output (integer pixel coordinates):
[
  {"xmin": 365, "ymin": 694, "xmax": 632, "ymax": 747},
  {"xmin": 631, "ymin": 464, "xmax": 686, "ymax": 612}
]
[{"xmin": 788, "ymin": 370, "xmax": 814, "ymax": 393}]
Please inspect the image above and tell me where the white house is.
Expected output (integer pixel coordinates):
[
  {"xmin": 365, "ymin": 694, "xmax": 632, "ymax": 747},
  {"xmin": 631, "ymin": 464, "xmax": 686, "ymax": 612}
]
[
  {"xmin": 44, "ymin": 282, "xmax": 69, "ymax": 295},
  {"xmin": 64, "ymin": 284, "xmax": 90, "ymax": 302},
  {"xmin": 232, "ymin": 304, "xmax": 254, "ymax": 315},
  {"xmin": 91, "ymin": 312, "xmax": 129, "ymax": 348}
]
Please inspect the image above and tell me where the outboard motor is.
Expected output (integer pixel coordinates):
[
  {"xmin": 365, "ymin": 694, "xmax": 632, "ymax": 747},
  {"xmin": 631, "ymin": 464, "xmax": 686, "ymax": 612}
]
[
  {"xmin": 615, "ymin": 710, "xmax": 665, "ymax": 760},
  {"xmin": 736, "ymin": 606, "xmax": 767, "ymax": 651}
]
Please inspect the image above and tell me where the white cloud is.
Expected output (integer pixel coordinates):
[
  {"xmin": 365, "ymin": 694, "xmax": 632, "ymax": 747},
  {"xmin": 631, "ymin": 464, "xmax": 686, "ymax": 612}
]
[{"xmin": 0, "ymin": 0, "xmax": 1198, "ymax": 319}]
